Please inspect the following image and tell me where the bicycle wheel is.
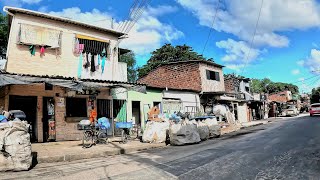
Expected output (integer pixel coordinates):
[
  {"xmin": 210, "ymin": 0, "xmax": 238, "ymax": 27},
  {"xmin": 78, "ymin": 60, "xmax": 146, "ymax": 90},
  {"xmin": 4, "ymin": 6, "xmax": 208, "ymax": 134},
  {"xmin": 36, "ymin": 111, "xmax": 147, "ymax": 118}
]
[
  {"xmin": 121, "ymin": 129, "xmax": 128, "ymax": 144},
  {"xmin": 82, "ymin": 130, "xmax": 94, "ymax": 148}
]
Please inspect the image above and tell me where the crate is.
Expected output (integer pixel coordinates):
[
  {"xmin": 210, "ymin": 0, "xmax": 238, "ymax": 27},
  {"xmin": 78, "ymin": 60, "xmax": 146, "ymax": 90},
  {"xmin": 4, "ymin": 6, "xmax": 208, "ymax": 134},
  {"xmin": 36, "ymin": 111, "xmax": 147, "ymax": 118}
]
[{"xmin": 115, "ymin": 122, "xmax": 132, "ymax": 129}]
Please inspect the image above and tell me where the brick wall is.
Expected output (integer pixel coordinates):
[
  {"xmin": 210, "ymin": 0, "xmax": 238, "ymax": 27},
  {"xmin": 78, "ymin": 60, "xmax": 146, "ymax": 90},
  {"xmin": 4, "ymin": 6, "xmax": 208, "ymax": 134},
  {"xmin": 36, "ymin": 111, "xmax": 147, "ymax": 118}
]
[
  {"xmin": 3, "ymin": 84, "xmax": 111, "ymax": 142},
  {"xmin": 138, "ymin": 62, "xmax": 202, "ymax": 92},
  {"xmin": 224, "ymin": 78, "xmax": 235, "ymax": 92}
]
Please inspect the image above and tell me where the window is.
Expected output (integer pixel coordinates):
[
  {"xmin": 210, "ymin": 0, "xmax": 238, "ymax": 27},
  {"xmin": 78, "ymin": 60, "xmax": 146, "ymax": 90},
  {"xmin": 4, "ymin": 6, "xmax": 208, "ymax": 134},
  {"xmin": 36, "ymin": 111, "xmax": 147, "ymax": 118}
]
[
  {"xmin": 245, "ymin": 86, "xmax": 250, "ymax": 92},
  {"xmin": 206, "ymin": 70, "xmax": 220, "ymax": 81},
  {"xmin": 45, "ymin": 83, "xmax": 53, "ymax": 91},
  {"xmin": 66, "ymin": 98, "xmax": 87, "ymax": 117}
]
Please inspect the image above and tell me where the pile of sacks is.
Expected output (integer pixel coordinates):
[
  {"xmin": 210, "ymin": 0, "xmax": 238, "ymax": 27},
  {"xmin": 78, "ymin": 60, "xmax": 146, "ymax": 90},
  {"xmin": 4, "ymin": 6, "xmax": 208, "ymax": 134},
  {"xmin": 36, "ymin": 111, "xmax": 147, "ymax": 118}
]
[
  {"xmin": 170, "ymin": 117, "xmax": 221, "ymax": 146},
  {"xmin": 142, "ymin": 117, "xmax": 221, "ymax": 146},
  {"xmin": 142, "ymin": 121, "xmax": 170, "ymax": 143},
  {"xmin": 0, "ymin": 121, "xmax": 32, "ymax": 172}
]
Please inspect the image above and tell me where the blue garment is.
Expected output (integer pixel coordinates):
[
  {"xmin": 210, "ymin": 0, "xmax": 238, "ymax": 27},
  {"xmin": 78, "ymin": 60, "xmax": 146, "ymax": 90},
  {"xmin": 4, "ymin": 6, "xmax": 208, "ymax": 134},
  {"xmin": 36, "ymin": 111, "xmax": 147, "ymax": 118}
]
[
  {"xmin": 97, "ymin": 117, "xmax": 110, "ymax": 129},
  {"xmin": 77, "ymin": 53, "xmax": 83, "ymax": 79},
  {"xmin": 0, "ymin": 115, "xmax": 8, "ymax": 123},
  {"xmin": 101, "ymin": 56, "xmax": 106, "ymax": 74}
]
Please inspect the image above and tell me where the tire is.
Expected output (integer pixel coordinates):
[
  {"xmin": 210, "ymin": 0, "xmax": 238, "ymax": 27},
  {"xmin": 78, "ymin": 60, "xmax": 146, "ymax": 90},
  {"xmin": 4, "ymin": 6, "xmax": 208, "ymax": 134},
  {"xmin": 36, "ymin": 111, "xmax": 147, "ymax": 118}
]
[
  {"xmin": 121, "ymin": 129, "xmax": 128, "ymax": 144},
  {"xmin": 82, "ymin": 130, "xmax": 94, "ymax": 148}
]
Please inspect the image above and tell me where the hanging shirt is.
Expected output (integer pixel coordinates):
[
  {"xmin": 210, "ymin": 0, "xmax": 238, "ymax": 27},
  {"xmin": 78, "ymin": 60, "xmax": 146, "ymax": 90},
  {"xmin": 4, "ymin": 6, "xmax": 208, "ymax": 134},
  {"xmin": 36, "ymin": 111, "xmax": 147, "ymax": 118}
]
[
  {"xmin": 97, "ymin": 54, "xmax": 101, "ymax": 65},
  {"xmin": 94, "ymin": 55, "xmax": 99, "ymax": 69},
  {"xmin": 78, "ymin": 53, "xmax": 83, "ymax": 78},
  {"xmin": 90, "ymin": 53, "xmax": 95, "ymax": 72},
  {"xmin": 101, "ymin": 56, "xmax": 106, "ymax": 74}
]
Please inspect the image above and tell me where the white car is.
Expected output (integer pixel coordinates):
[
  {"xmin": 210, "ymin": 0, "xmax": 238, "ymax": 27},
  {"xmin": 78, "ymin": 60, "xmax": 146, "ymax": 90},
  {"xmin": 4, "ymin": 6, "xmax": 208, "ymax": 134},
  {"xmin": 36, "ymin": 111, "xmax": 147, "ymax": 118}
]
[{"xmin": 281, "ymin": 105, "xmax": 299, "ymax": 117}]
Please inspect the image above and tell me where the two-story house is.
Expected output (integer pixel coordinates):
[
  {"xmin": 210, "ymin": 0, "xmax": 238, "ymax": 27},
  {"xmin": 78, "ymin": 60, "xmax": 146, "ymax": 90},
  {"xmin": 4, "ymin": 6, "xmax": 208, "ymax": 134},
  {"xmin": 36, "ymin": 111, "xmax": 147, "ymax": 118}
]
[
  {"xmin": 137, "ymin": 60, "xmax": 227, "ymax": 117},
  {"xmin": 0, "ymin": 7, "xmax": 139, "ymax": 142}
]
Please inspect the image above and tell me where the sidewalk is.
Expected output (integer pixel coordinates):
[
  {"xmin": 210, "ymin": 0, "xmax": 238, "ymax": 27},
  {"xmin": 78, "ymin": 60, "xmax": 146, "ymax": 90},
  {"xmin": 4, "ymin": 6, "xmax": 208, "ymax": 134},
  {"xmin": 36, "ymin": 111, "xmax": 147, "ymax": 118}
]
[
  {"xmin": 240, "ymin": 120, "xmax": 269, "ymax": 129},
  {"xmin": 32, "ymin": 118, "xmax": 279, "ymax": 165},
  {"xmin": 32, "ymin": 138, "xmax": 166, "ymax": 164}
]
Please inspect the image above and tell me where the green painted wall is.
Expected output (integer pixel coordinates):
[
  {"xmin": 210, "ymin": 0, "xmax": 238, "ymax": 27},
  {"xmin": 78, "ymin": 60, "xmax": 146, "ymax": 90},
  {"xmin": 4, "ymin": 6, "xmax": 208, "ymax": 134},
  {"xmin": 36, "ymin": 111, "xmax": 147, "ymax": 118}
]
[{"xmin": 127, "ymin": 88, "xmax": 163, "ymax": 129}]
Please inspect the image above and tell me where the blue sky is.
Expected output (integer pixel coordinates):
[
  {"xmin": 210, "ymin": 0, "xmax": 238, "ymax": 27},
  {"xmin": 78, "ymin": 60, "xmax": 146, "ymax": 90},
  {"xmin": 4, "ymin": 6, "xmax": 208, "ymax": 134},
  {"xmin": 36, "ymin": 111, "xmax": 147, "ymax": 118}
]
[{"xmin": 2, "ymin": 0, "xmax": 320, "ymax": 93}]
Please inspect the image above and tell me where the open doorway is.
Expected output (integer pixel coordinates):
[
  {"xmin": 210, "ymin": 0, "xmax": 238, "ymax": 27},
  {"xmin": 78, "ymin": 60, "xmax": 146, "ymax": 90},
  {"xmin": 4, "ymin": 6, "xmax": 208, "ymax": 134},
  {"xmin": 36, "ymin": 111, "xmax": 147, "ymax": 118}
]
[
  {"xmin": 42, "ymin": 97, "xmax": 55, "ymax": 142},
  {"xmin": 9, "ymin": 95, "xmax": 37, "ymax": 142},
  {"xmin": 132, "ymin": 101, "xmax": 141, "ymax": 126}
]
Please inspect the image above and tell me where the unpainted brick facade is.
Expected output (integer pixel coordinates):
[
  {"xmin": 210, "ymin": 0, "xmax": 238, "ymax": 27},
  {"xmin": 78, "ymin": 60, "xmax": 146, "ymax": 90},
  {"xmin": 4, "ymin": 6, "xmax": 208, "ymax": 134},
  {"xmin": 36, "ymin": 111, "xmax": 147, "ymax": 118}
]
[
  {"xmin": 138, "ymin": 61, "xmax": 225, "ymax": 92},
  {"xmin": 1, "ymin": 84, "xmax": 112, "ymax": 142},
  {"xmin": 138, "ymin": 62, "xmax": 202, "ymax": 91}
]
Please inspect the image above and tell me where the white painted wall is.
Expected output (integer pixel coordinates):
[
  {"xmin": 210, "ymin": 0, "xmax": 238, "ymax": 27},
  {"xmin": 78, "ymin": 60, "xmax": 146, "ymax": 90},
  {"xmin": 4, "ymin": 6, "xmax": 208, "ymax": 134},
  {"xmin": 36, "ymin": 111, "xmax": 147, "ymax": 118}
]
[
  {"xmin": 237, "ymin": 103, "xmax": 248, "ymax": 123},
  {"xmin": 162, "ymin": 90, "xmax": 201, "ymax": 114},
  {"xmin": 6, "ymin": 13, "xmax": 127, "ymax": 82},
  {"xmin": 199, "ymin": 63, "xmax": 225, "ymax": 92}
]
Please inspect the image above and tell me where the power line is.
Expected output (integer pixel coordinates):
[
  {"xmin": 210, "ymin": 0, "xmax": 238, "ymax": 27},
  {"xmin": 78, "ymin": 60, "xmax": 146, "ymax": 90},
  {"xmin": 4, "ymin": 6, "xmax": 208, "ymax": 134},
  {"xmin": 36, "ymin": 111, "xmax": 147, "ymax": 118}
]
[
  {"xmin": 240, "ymin": 0, "xmax": 264, "ymax": 75},
  {"xmin": 290, "ymin": 74, "xmax": 320, "ymax": 84},
  {"xmin": 124, "ymin": 0, "xmax": 151, "ymax": 34},
  {"xmin": 201, "ymin": 0, "xmax": 220, "ymax": 55}
]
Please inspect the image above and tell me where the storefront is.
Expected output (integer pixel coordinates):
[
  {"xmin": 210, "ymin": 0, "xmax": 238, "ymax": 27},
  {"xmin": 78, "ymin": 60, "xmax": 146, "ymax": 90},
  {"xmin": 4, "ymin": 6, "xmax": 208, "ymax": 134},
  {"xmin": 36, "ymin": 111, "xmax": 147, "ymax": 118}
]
[{"xmin": 0, "ymin": 73, "xmax": 145, "ymax": 142}]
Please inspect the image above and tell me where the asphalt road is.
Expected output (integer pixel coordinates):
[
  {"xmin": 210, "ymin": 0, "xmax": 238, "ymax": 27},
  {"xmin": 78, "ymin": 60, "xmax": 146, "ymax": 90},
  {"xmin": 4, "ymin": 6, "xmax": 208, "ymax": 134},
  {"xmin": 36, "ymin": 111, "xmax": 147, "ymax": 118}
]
[{"xmin": 2, "ymin": 114, "xmax": 320, "ymax": 180}]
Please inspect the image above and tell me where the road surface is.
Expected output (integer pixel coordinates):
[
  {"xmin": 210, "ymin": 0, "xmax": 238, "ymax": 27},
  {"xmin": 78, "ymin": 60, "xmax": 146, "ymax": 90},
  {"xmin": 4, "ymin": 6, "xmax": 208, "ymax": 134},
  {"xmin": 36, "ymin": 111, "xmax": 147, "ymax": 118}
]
[{"xmin": 1, "ymin": 114, "xmax": 320, "ymax": 180}]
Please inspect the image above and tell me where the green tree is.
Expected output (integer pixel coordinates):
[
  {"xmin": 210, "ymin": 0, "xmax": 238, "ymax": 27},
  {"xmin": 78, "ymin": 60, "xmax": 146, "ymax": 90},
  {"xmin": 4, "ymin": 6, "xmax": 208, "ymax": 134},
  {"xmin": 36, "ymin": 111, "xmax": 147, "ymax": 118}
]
[
  {"xmin": 138, "ymin": 44, "xmax": 207, "ymax": 78},
  {"xmin": 311, "ymin": 87, "xmax": 320, "ymax": 103},
  {"xmin": 249, "ymin": 78, "xmax": 299, "ymax": 94},
  {"xmin": 119, "ymin": 51, "xmax": 137, "ymax": 83},
  {"xmin": 0, "ymin": 13, "xmax": 8, "ymax": 57}
]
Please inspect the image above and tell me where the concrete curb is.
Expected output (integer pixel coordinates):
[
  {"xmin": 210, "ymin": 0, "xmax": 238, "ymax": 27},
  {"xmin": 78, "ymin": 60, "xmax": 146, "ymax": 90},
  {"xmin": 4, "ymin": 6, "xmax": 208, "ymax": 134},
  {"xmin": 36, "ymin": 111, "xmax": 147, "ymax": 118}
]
[{"xmin": 35, "ymin": 144, "xmax": 166, "ymax": 164}]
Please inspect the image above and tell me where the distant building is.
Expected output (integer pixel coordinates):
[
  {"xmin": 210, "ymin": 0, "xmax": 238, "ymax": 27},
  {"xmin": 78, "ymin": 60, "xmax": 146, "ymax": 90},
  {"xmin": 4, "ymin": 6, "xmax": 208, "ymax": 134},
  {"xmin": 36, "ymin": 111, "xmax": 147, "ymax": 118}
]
[{"xmin": 268, "ymin": 91, "xmax": 292, "ymax": 103}]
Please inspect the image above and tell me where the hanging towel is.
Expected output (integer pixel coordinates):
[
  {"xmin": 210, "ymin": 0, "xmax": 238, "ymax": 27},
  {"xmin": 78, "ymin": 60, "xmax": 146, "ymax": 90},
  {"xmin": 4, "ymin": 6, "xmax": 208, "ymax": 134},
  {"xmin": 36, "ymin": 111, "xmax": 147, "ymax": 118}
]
[
  {"xmin": 77, "ymin": 53, "xmax": 83, "ymax": 79},
  {"xmin": 90, "ymin": 53, "xmax": 95, "ymax": 72},
  {"xmin": 29, "ymin": 45, "xmax": 35, "ymax": 56},
  {"xmin": 40, "ymin": 46, "xmax": 45, "ymax": 55},
  {"xmin": 79, "ymin": 44, "xmax": 84, "ymax": 54},
  {"xmin": 94, "ymin": 55, "xmax": 99, "ymax": 69},
  {"xmin": 74, "ymin": 38, "xmax": 79, "ymax": 54},
  {"xmin": 101, "ymin": 56, "xmax": 106, "ymax": 74}
]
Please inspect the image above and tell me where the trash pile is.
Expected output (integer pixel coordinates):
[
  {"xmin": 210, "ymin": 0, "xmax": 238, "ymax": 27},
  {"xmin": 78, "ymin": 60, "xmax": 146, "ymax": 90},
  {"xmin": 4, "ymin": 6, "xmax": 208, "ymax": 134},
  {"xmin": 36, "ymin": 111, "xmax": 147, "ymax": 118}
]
[
  {"xmin": 142, "ymin": 121, "xmax": 170, "ymax": 143},
  {"xmin": 142, "ymin": 111, "xmax": 221, "ymax": 146},
  {"xmin": 0, "ymin": 121, "xmax": 32, "ymax": 172}
]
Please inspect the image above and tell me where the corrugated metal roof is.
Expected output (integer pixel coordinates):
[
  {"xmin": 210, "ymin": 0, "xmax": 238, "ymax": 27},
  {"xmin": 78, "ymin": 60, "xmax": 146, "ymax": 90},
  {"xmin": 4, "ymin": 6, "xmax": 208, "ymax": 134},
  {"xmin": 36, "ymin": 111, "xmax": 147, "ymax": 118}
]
[
  {"xmin": 0, "ymin": 71, "xmax": 144, "ymax": 86},
  {"xmin": 3, "ymin": 6, "xmax": 126, "ymax": 37}
]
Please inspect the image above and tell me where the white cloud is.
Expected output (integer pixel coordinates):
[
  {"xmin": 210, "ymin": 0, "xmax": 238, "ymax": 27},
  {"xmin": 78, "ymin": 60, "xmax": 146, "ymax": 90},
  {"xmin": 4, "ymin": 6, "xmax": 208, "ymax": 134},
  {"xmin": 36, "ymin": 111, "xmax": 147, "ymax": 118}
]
[
  {"xmin": 177, "ymin": 0, "xmax": 320, "ymax": 48},
  {"xmin": 291, "ymin": 69, "xmax": 300, "ymax": 75},
  {"xmin": 225, "ymin": 64, "xmax": 246, "ymax": 72},
  {"xmin": 216, "ymin": 38, "xmax": 261, "ymax": 64},
  {"xmin": 177, "ymin": 0, "xmax": 320, "ymax": 72},
  {"xmin": 47, "ymin": 6, "xmax": 183, "ymax": 57},
  {"xmin": 297, "ymin": 60, "xmax": 304, "ymax": 66},
  {"xmin": 147, "ymin": 5, "xmax": 178, "ymax": 16},
  {"xmin": 301, "ymin": 49, "xmax": 320, "ymax": 73}
]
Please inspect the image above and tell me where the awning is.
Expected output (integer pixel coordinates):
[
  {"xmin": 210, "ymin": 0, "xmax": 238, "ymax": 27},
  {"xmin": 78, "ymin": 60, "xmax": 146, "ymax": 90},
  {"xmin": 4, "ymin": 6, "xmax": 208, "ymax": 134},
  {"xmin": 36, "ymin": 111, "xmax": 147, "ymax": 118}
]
[
  {"xmin": 76, "ymin": 34, "xmax": 109, "ymax": 43},
  {"xmin": 0, "ymin": 73, "xmax": 82, "ymax": 91},
  {"xmin": 0, "ymin": 73, "xmax": 146, "ymax": 93}
]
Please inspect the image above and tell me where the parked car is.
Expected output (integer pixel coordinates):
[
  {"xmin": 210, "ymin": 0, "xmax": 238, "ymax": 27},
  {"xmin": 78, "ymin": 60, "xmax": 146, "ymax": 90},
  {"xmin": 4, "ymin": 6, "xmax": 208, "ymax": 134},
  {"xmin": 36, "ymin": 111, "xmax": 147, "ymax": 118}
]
[
  {"xmin": 281, "ymin": 105, "xmax": 299, "ymax": 117},
  {"xmin": 309, "ymin": 103, "xmax": 320, "ymax": 116}
]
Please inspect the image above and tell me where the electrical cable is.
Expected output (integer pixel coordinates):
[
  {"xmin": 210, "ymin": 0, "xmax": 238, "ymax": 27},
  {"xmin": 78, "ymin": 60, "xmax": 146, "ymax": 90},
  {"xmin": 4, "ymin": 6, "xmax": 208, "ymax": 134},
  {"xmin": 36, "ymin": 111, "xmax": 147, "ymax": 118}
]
[
  {"xmin": 240, "ymin": 0, "xmax": 264, "ymax": 75},
  {"xmin": 201, "ymin": 0, "xmax": 220, "ymax": 55}
]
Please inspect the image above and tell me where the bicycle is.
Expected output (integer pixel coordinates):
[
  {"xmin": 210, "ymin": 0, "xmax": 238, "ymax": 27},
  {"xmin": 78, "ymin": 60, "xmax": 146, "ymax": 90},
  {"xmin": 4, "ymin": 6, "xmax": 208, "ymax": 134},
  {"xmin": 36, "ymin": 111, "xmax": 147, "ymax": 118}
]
[{"xmin": 82, "ymin": 124, "xmax": 108, "ymax": 148}]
